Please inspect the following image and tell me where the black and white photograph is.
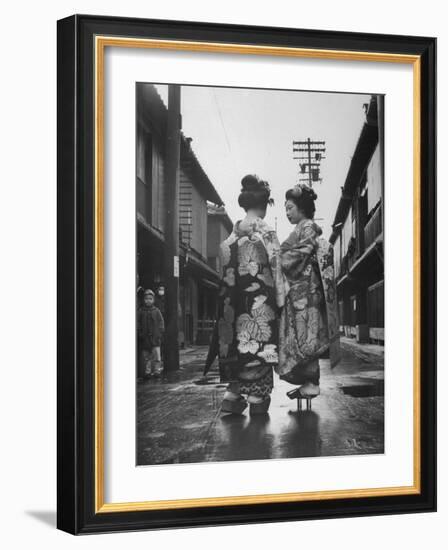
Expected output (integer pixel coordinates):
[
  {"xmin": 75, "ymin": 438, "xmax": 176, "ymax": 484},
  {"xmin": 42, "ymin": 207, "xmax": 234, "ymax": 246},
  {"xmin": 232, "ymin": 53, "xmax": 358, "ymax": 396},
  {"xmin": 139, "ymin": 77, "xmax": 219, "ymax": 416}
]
[
  {"xmin": 0, "ymin": 0, "xmax": 440, "ymax": 542},
  {"xmin": 136, "ymin": 83, "xmax": 385, "ymax": 466}
]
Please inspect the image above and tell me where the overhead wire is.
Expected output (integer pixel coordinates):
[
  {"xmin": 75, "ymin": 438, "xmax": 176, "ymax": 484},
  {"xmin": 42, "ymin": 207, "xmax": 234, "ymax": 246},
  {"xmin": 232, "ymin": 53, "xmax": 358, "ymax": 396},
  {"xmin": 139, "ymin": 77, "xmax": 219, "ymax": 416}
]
[{"xmin": 211, "ymin": 89, "xmax": 232, "ymax": 153}]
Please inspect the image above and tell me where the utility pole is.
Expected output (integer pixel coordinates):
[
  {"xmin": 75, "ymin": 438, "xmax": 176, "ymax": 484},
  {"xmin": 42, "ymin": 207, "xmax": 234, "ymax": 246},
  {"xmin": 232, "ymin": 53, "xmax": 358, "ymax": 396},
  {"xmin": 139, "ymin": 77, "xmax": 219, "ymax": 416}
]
[
  {"xmin": 164, "ymin": 85, "xmax": 181, "ymax": 372},
  {"xmin": 293, "ymin": 138, "xmax": 326, "ymax": 187}
]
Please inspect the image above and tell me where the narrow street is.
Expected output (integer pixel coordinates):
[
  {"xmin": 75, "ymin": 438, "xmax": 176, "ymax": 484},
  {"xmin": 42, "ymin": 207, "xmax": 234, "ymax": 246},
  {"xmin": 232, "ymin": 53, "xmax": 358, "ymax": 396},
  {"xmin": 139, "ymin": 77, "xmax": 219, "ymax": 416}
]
[{"xmin": 137, "ymin": 338, "xmax": 384, "ymax": 465}]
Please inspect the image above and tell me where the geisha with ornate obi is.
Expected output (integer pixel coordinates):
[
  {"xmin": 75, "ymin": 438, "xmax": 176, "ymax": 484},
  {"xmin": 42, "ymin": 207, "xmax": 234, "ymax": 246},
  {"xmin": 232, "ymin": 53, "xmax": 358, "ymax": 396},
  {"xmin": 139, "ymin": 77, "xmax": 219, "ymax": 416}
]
[
  {"xmin": 277, "ymin": 184, "xmax": 340, "ymax": 409},
  {"xmin": 217, "ymin": 175, "xmax": 284, "ymax": 415}
]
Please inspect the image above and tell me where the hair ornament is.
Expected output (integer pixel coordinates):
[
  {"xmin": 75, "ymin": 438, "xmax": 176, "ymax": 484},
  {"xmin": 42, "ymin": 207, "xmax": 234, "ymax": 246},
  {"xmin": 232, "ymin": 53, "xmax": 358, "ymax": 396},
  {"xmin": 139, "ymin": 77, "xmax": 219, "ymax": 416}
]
[{"xmin": 291, "ymin": 183, "xmax": 317, "ymax": 201}]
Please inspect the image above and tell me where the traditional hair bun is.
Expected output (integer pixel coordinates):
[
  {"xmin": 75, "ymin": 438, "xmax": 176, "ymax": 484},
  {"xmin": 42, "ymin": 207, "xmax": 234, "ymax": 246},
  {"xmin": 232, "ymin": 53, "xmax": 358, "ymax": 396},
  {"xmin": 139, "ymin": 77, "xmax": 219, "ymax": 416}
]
[
  {"xmin": 241, "ymin": 174, "xmax": 260, "ymax": 192},
  {"xmin": 301, "ymin": 185, "xmax": 318, "ymax": 202},
  {"xmin": 241, "ymin": 174, "xmax": 271, "ymax": 194},
  {"xmin": 289, "ymin": 183, "xmax": 318, "ymax": 202},
  {"xmin": 238, "ymin": 174, "xmax": 274, "ymax": 211}
]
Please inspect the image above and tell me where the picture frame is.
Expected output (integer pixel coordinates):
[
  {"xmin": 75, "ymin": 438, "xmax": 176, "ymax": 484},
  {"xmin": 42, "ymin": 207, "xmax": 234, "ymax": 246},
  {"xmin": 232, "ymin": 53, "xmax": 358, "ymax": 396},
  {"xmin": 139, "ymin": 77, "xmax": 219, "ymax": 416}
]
[{"xmin": 57, "ymin": 14, "xmax": 436, "ymax": 534}]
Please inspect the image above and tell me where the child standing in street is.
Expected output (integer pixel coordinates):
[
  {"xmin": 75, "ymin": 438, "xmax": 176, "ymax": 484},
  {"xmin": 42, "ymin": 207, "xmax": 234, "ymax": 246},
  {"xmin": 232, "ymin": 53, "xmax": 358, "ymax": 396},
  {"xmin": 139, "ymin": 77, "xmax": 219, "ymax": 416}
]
[{"xmin": 137, "ymin": 288, "xmax": 165, "ymax": 380}]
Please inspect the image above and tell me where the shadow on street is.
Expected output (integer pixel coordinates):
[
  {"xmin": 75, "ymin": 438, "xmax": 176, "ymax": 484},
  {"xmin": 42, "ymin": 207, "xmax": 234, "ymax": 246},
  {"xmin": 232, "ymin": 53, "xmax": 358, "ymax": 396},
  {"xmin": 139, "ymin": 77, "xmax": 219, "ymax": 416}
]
[{"xmin": 137, "ymin": 340, "xmax": 384, "ymax": 465}]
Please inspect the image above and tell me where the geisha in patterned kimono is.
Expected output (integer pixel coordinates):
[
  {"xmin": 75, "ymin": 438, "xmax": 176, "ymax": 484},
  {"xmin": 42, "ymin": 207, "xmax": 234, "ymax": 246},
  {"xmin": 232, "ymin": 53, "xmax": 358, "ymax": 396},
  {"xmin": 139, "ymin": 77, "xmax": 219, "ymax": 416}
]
[
  {"xmin": 277, "ymin": 184, "xmax": 340, "ymax": 410},
  {"xmin": 217, "ymin": 175, "xmax": 285, "ymax": 415}
]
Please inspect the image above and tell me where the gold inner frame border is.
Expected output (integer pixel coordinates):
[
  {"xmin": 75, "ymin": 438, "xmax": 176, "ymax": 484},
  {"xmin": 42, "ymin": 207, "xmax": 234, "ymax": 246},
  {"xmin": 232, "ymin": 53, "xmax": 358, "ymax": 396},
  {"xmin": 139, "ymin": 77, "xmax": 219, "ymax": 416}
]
[{"xmin": 94, "ymin": 35, "xmax": 421, "ymax": 513}]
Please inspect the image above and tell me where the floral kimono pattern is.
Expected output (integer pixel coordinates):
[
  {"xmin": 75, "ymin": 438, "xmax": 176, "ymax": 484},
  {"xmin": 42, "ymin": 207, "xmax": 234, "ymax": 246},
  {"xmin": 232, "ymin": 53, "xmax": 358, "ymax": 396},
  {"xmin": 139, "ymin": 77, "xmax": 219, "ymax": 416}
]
[
  {"xmin": 218, "ymin": 217, "xmax": 284, "ymax": 398},
  {"xmin": 277, "ymin": 219, "xmax": 340, "ymax": 383}
]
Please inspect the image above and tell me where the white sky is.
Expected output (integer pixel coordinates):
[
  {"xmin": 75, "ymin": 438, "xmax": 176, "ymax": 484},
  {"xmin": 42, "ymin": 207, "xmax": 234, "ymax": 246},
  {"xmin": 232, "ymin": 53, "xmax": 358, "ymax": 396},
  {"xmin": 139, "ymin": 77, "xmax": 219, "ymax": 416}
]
[{"xmin": 155, "ymin": 84, "xmax": 371, "ymax": 242}]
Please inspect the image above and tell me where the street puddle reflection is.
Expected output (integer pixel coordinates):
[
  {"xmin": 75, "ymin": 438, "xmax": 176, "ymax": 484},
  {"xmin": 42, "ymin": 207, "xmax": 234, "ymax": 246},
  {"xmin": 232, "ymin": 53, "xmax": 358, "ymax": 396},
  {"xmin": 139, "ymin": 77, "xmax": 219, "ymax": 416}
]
[
  {"xmin": 207, "ymin": 414, "xmax": 273, "ymax": 461},
  {"xmin": 277, "ymin": 411, "xmax": 321, "ymax": 458}
]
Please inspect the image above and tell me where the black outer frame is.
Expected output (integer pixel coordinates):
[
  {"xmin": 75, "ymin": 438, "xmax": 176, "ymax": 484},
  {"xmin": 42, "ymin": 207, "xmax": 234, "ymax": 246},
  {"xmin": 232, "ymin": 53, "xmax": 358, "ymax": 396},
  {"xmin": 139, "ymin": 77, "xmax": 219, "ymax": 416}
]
[{"xmin": 57, "ymin": 14, "xmax": 436, "ymax": 535}]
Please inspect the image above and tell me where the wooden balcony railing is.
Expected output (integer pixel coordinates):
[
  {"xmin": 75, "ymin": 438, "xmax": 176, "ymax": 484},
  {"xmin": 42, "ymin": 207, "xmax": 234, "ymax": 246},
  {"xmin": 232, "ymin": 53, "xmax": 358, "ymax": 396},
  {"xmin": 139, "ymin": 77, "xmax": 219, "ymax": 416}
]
[{"xmin": 364, "ymin": 205, "xmax": 382, "ymax": 249}]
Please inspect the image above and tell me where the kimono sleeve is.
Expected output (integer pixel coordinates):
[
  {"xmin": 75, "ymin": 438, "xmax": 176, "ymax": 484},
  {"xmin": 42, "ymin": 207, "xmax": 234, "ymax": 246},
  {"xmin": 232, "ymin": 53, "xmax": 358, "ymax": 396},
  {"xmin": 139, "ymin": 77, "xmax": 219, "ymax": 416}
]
[
  {"xmin": 219, "ymin": 232, "xmax": 237, "ymax": 278},
  {"xmin": 281, "ymin": 221, "xmax": 319, "ymax": 280},
  {"xmin": 262, "ymin": 229, "xmax": 287, "ymax": 308},
  {"xmin": 316, "ymin": 238, "xmax": 341, "ymax": 367}
]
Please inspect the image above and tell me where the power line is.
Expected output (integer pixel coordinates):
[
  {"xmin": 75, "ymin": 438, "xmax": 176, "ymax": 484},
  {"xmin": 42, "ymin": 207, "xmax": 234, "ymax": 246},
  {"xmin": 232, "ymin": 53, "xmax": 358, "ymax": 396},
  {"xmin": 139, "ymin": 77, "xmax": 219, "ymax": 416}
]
[
  {"xmin": 212, "ymin": 89, "xmax": 232, "ymax": 153},
  {"xmin": 292, "ymin": 138, "xmax": 326, "ymax": 187}
]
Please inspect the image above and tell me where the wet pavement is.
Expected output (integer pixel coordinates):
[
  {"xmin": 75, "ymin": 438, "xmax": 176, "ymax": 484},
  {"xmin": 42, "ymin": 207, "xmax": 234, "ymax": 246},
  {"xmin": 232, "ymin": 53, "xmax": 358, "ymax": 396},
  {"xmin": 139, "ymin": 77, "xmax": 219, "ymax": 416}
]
[{"xmin": 137, "ymin": 338, "xmax": 384, "ymax": 465}]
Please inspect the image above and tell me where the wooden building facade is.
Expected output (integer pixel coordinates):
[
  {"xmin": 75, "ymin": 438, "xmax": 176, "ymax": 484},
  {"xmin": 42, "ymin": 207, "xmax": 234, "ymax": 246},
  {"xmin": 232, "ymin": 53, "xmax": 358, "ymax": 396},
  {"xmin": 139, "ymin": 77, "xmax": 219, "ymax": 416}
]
[
  {"xmin": 330, "ymin": 95, "xmax": 385, "ymax": 344},
  {"xmin": 136, "ymin": 84, "xmax": 232, "ymax": 347}
]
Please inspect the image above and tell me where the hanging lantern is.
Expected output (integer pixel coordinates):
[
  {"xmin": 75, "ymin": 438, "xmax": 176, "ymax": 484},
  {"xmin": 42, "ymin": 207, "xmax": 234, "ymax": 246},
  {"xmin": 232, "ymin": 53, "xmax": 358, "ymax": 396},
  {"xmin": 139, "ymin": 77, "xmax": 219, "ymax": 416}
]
[{"xmin": 312, "ymin": 168, "xmax": 319, "ymax": 181}]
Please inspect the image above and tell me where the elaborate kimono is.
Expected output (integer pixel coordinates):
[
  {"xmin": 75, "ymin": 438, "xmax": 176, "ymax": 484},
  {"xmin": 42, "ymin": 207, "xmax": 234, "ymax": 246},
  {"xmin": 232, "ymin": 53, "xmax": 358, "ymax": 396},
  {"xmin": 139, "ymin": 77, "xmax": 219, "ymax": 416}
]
[
  {"xmin": 277, "ymin": 219, "xmax": 340, "ymax": 384},
  {"xmin": 217, "ymin": 217, "xmax": 284, "ymax": 398}
]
